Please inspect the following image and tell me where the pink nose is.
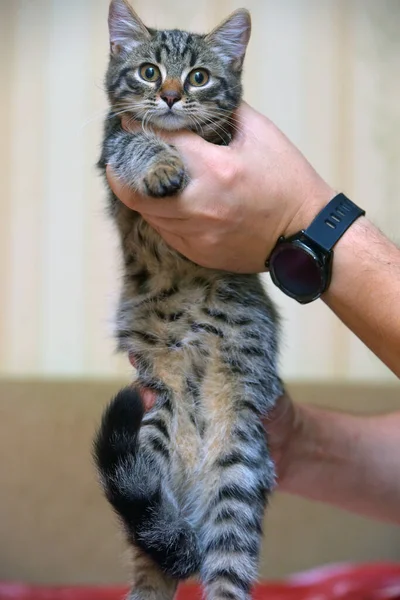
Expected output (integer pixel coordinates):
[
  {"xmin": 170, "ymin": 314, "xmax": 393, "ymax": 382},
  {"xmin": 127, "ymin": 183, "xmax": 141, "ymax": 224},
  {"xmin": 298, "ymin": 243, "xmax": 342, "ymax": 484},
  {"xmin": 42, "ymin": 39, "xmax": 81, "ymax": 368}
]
[{"xmin": 161, "ymin": 91, "xmax": 182, "ymax": 109}]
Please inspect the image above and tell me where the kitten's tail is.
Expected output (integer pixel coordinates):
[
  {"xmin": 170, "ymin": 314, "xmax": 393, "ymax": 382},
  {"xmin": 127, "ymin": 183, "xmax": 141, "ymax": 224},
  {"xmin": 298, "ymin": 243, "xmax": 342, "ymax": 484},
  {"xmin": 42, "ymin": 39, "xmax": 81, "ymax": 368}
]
[{"xmin": 93, "ymin": 386, "xmax": 199, "ymax": 579}]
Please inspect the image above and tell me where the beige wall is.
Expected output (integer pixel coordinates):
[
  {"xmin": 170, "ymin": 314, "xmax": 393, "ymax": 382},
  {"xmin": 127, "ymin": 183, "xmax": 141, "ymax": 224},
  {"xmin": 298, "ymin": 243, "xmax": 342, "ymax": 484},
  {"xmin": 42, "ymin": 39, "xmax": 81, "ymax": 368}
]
[
  {"xmin": 0, "ymin": 0, "xmax": 399, "ymax": 382},
  {"xmin": 0, "ymin": 380, "xmax": 399, "ymax": 584}
]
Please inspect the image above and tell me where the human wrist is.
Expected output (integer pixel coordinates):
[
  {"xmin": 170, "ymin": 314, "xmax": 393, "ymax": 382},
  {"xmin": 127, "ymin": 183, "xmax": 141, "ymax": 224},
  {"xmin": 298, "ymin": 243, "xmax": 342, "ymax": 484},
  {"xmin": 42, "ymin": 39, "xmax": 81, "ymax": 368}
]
[
  {"xmin": 260, "ymin": 179, "xmax": 335, "ymax": 274},
  {"xmin": 274, "ymin": 402, "xmax": 312, "ymax": 491},
  {"xmin": 282, "ymin": 178, "xmax": 336, "ymax": 240},
  {"xmin": 277, "ymin": 403, "xmax": 330, "ymax": 494}
]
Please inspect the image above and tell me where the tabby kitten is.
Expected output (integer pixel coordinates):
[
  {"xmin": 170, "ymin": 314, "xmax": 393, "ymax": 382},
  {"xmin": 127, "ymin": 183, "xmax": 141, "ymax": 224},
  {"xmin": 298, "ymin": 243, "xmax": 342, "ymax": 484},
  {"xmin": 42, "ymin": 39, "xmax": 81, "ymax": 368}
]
[{"xmin": 94, "ymin": 2, "xmax": 283, "ymax": 600}]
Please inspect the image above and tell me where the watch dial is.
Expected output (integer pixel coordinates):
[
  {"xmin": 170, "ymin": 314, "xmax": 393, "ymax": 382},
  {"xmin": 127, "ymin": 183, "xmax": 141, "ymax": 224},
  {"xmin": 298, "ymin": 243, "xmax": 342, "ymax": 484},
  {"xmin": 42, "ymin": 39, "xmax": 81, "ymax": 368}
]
[{"xmin": 270, "ymin": 244, "xmax": 324, "ymax": 299}]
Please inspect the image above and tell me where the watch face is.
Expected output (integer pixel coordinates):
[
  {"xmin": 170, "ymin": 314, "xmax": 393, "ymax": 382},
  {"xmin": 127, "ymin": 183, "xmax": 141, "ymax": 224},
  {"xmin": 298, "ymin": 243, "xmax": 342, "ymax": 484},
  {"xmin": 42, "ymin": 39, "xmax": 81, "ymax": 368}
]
[{"xmin": 269, "ymin": 241, "xmax": 327, "ymax": 303}]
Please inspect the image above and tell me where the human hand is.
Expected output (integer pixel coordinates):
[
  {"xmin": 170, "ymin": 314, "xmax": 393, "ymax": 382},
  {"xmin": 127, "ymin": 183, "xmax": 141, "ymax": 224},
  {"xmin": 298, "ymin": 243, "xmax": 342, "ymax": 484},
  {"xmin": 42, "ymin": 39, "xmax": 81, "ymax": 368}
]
[
  {"xmin": 107, "ymin": 101, "xmax": 335, "ymax": 273},
  {"xmin": 263, "ymin": 392, "xmax": 300, "ymax": 486}
]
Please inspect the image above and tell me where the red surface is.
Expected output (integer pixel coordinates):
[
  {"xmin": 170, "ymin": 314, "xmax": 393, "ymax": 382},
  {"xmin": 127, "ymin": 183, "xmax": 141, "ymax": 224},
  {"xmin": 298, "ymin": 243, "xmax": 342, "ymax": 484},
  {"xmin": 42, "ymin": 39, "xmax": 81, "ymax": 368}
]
[{"xmin": 1, "ymin": 564, "xmax": 400, "ymax": 600}]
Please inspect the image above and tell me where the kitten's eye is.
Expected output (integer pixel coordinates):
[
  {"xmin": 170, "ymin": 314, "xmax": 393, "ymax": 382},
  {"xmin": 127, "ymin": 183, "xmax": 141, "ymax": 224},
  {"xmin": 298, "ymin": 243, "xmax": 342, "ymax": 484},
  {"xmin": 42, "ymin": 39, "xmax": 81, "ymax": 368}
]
[
  {"xmin": 188, "ymin": 69, "xmax": 209, "ymax": 87},
  {"xmin": 139, "ymin": 64, "xmax": 161, "ymax": 82}
]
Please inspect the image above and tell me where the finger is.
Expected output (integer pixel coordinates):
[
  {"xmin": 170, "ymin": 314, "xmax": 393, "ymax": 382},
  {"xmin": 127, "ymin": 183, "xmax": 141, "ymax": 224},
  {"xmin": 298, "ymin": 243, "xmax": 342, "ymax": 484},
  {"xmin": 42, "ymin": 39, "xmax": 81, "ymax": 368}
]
[
  {"xmin": 144, "ymin": 214, "xmax": 192, "ymax": 232},
  {"xmin": 149, "ymin": 223, "xmax": 201, "ymax": 264},
  {"xmin": 267, "ymin": 392, "xmax": 293, "ymax": 423},
  {"xmin": 105, "ymin": 167, "xmax": 142, "ymax": 210},
  {"xmin": 142, "ymin": 215, "xmax": 196, "ymax": 247},
  {"xmin": 121, "ymin": 116, "xmax": 142, "ymax": 134},
  {"xmin": 106, "ymin": 165, "xmax": 190, "ymax": 218},
  {"xmin": 159, "ymin": 128, "xmax": 224, "ymax": 175},
  {"xmin": 262, "ymin": 392, "xmax": 294, "ymax": 438},
  {"xmin": 106, "ymin": 166, "xmax": 143, "ymax": 210},
  {"xmin": 121, "ymin": 115, "xmax": 229, "ymax": 174},
  {"xmin": 169, "ymin": 132, "xmax": 233, "ymax": 181}
]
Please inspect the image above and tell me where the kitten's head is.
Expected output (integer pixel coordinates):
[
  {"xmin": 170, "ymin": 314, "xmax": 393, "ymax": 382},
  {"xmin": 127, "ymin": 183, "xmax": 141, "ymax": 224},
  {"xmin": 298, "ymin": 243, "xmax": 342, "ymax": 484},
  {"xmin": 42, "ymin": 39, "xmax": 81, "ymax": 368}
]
[{"xmin": 106, "ymin": 0, "xmax": 251, "ymax": 137}]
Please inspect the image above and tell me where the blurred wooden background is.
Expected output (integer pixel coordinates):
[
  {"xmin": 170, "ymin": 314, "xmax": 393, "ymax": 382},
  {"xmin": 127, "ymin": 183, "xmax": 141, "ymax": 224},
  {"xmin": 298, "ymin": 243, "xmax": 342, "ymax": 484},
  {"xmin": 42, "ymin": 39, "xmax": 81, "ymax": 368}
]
[{"xmin": 0, "ymin": 0, "xmax": 399, "ymax": 381}]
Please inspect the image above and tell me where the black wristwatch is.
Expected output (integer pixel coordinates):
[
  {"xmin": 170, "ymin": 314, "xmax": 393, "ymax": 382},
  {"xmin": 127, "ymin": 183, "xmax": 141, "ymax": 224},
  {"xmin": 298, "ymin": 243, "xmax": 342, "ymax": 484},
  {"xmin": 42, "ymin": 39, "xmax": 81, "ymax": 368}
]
[{"xmin": 266, "ymin": 194, "xmax": 365, "ymax": 304}]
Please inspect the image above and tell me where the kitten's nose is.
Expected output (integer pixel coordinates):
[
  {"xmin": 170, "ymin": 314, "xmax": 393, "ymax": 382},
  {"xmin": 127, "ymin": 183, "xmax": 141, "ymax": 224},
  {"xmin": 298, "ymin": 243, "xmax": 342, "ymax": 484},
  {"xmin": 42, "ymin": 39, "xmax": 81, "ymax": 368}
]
[{"xmin": 161, "ymin": 90, "xmax": 182, "ymax": 109}]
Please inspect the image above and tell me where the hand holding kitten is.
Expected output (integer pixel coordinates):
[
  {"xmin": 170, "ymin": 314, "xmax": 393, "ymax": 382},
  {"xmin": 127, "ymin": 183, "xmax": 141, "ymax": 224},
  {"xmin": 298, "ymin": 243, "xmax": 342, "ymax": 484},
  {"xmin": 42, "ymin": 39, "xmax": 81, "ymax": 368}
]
[{"xmin": 107, "ymin": 101, "xmax": 335, "ymax": 273}]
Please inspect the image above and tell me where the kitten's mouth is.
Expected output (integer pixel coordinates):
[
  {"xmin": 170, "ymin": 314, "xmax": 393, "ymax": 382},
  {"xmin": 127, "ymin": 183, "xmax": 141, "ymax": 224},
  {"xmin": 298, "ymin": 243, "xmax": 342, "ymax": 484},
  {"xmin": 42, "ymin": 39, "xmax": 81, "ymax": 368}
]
[{"xmin": 152, "ymin": 110, "xmax": 189, "ymax": 130}]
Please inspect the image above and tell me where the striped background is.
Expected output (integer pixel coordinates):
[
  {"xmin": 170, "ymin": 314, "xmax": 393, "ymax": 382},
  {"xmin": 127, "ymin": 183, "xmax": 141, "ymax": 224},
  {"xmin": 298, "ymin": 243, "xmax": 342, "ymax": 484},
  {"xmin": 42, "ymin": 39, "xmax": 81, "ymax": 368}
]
[{"xmin": 0, "ymin": 0, "xmax": 399, "ymax": 381}]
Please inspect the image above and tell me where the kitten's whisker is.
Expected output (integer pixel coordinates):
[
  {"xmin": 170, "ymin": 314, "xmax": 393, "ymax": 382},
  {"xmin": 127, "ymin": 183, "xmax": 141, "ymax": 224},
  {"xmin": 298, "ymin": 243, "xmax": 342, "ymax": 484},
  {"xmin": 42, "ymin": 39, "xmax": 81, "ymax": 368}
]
[
  {"xmin": 110, "ymin": 107, "xmax": 137, "ymax": 119},
  {"xmin": 186, "ymin": 113, "xmax": 206, "ymax": 138},
  {"xmin": 140, "ymin": 110, "xmax": 149, "ymax": 136},
  {"xmin": 201, "ymin": 106, "xmax": 245, "ymax": 126},
  {"xmin": 191, "ymin": 115, "xmax": 228, "ymax": 145},
  {"xmin": 198, "ymin": 109, "xmax": 257, "ymax": 144},
  {"xmin": 202, "ymin": 117, "xmax": 249, "ymax": 145},
  {"xmin": 193, "ymin": 113, "xmax": 235, "ymax": 142},
  {"xmin": 216, "ymin": 79, "xmax": 244, "ymax": 94},
  {"xmin": 80, "ymin": 105, "xmax": 145, "ymax": 130},
  {"xmin": 203, "ymin": 105, "xmax": 236, "ymax": 114},
  {"xmin": 126, "ymin": 113, "xmax": 140, "ymax": 135},
  {"xmin": 141, "ymin": 110, "xmax": 156, "ymax": 139},
  {"xmin": 80, "ymin": 107, "xmax": 111, "ymax": 129},
  {"xmin": 183, "ymin": 109, "xmax": 235, "ymax": 143},
  {"xmin": 142, "ymin": 111, "xmax": 152, "ymax": 138}
]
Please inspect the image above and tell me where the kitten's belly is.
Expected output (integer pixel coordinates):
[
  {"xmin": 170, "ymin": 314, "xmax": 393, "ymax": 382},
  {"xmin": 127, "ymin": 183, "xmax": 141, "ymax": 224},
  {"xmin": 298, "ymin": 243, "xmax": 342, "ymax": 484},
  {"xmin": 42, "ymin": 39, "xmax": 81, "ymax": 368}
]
[
  {"xmin": 117, "ymin": 271, "xmax": 280, "ymax": 437},
  {"xmin": 124, "ymin": 290, "xmax": 241, "ymax": 436},
  {"xmin": 118, "ymin": 282, "xmax": 220, "ymax": 385}
]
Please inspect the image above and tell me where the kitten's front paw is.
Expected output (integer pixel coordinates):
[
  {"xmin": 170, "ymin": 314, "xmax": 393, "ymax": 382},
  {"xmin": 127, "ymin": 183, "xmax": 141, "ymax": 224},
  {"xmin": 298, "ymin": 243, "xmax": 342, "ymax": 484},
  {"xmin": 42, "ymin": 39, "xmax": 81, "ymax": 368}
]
[{"xmin": 142, "ymin": 155, "xmax": 186, "ymax": 197}]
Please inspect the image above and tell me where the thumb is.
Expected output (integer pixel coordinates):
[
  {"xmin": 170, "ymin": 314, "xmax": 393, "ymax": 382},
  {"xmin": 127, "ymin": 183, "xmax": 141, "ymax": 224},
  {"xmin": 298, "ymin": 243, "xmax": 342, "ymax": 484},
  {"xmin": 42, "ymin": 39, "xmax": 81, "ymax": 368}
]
[
  {"xmin": 145, "ymin": 218, "xmax": 191, "ymax": 258},
  {"xmin": 163, "ymin": 129, "xmax": 220, "ymax": 174}
]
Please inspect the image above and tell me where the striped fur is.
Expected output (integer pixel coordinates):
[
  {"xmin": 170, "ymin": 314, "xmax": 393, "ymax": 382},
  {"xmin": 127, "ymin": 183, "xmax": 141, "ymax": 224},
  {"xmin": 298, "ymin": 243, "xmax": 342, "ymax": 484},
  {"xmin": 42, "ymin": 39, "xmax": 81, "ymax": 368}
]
[{"xmin": 94, "ymin": 3, "xmax": 283, "ymax": 600}]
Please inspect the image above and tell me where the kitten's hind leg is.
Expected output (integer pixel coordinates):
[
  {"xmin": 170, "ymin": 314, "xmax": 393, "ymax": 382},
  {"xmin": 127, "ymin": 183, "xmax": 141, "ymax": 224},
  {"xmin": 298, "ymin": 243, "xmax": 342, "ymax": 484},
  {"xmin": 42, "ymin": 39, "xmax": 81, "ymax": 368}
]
[
  {"xmin": 199, "ymin": 415, "xmax": 274, "ymax": 600},
  {"xmin": 129, "ymin": 546, "xmax": 178, "ymax": 600}
]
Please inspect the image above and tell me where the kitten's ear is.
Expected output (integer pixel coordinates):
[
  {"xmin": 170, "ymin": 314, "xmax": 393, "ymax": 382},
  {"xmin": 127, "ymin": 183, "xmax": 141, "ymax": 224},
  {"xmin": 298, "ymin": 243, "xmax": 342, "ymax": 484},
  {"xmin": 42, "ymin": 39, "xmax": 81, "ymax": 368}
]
[
  {"xmin": 205, "ymin": 9, "xmax": 251, "ymax": 71},
  {"xmin": 108, "ymin": 0, "xmax": 150, "ymax": 56}
]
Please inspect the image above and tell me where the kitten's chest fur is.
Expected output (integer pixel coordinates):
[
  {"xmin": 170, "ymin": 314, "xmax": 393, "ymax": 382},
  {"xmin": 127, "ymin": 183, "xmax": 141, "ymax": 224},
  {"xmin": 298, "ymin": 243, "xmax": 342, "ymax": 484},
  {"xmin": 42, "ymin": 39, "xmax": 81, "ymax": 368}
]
[
  {"xmin": 118, "ymin": 207, "xmax": 207, "ymax": 297},
  {"xmin": 116, "ymin": 208, "xmax": 220, "ymax": 360}
]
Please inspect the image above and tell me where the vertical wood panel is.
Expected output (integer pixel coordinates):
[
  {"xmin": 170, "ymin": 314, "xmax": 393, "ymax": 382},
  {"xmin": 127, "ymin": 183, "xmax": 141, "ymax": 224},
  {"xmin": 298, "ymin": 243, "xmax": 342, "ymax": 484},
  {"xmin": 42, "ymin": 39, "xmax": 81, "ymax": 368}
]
[
  {"xmin": 278, "ymin": 0, "xmax": 339, "ymax": 380},
  {"xmin": 4, "ymin": 0, "xmax": 51, "ymax": 374},
  {"xmin": 40, "ymin": 0, "xmax": 92, "ymax": 374},
  {"xmin": 82, "ymin": 0, "xmax": 123, "ymax": 377},
  {"xmin": 251, "ymin": 0, "xmax": 327, "ymax": 379},
  {"xmin": 328, "ymin": 0, "xmax": 356, "ymax": 377},
  {"xmin": 0, "ymin": 0, "xmax": 16, "ymax": 372}
]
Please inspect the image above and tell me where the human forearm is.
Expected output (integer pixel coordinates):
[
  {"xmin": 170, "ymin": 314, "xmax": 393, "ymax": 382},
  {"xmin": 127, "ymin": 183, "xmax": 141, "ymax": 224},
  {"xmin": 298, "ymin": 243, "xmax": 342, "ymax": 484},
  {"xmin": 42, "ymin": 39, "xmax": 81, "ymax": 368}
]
[
  {"xmin": 279, "ymin": 403, "xmax": 400, "ymax": 523},
  {"xmin": 323, "ymin": 217, "xmax": 400, "ymax": 377}
]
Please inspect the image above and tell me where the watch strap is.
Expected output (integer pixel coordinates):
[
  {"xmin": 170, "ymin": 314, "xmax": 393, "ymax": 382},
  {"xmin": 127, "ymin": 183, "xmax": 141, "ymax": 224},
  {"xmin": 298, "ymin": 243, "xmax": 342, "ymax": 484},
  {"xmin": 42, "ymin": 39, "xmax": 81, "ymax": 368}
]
[{"xmin": 304, "ymin": 193, "xmax": 365, "ymax": 253}]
